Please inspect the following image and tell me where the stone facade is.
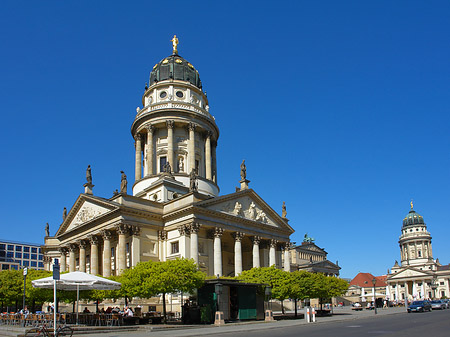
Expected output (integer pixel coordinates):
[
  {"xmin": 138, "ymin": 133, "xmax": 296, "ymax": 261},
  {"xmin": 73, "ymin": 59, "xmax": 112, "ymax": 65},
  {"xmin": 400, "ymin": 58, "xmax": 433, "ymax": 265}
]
[
  {"xmin": 289, "ymin": 241, "xmax": 340, "ymax": 276},
  {"xmin": 385, "ymin": 204, "xmax": 450, "ymax": 301},
  {"xmin": 42, "ymin": 42, "xmax": 295, "ymax": 278}
]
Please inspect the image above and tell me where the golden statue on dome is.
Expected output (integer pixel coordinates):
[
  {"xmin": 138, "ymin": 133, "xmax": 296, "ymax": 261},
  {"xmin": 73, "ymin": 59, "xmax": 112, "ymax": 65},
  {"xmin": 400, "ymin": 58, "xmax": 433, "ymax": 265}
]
[
  {"xmin": 171, "ymin": 35, "xmax": 179, "ymax": 54},
  {"xmin": 410, "ymin": 200, "xmax": 414, "ymax": 210}
]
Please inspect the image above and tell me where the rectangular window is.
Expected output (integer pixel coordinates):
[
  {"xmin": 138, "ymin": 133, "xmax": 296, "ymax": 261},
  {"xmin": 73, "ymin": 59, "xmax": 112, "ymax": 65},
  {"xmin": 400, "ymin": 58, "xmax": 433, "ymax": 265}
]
[
  {"xmin": 38, "ymin": 255, "xmax": 43, "ymax": 260},
  {"xmin": 38, "ymin": 262, "xmax": 44, "ymax": 268},
  {"xmin": 440, "ymin": 282, "xmax": 445, "ymax": 285},
  {"xmin": 38, "ymin": 248, "xmax": 42, "ymax": 253},
  {"xmin": 7, "ymin": 252, "xmax": 13, "ymax": 258},
  {"xmin": 195, "ymin": 160, "xmax": 199, "ymax": 174},
  {"xmin": 7, "ymin": 245, "xmax": 14, "ymax": 250},
  {"xmin": 2, "ymin": 264, "xmax": 9, "ymax": 270},
  {"xmin": 111, "ymin": 247, "xmax": 115, "ymax": 258},
  {"xmin": 31, "ymin": 248, "xmax": 37, "ymax": 253},
  {"xmin": 23, "ymin": 247, "xmax": 30, "ymax": 252},
  {"xmin": 30, "ymin": 261, "xmax": 37, "ymax": 267},
  {"xmin": 0, "ymin": 244, "xmax": 5, "ymax": 250},
  {"xmin": 0, "ymin": 251, "xmax": 5, "ymax": 258},
  {"xmin": 126, "ymin": 243, "xmax": 130, "ymax": 254},
  {"xmin": 441, "ymin": 291, "xmax": 445, "ymax": 298},
  {"xmin": 15, "ymin": 252, "xmax": 22, "ymax": 258},
  {"xmin": 23, "ymin": 253, "xmax": 29, "ymax": 259},
  {"xmin": 160, "ymin": 156, "xmax": 167, "ymax": 173},
  {"xmin": 31, "ymin": 254, "xmax": 37, "ymax": 260},
  {"xmin": 23, "ymin": 261, "xmax": 29, "ymax": 267},
  {"xmin": 15, "ymin": 246, "xmax": 22, "ymax": 251},
  {"xmin": 171, "ymin": 241, "xmax": 179, "ymax": 254}
]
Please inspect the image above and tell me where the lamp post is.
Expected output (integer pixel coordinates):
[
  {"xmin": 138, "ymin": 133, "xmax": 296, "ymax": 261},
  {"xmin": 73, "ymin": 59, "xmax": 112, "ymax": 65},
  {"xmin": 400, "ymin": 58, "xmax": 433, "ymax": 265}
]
[
  {"xmin": 371, "ymin": 278, "xmax": 377, "ymax": 315},
  {"xmin": 22, "ymin": 267, "xmax": 28, "ymax": 326}
]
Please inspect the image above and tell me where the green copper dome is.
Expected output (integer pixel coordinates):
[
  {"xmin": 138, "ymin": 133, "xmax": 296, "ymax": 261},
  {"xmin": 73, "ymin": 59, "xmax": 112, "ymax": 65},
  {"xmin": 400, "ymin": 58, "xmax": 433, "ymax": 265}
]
[
  {"xmin": 149, "ymin": 54, "xmax": 202, "ymax": 89},
  {"xmin": 402, "ymin": 209, "xmax": 424, "ymax": 227}
]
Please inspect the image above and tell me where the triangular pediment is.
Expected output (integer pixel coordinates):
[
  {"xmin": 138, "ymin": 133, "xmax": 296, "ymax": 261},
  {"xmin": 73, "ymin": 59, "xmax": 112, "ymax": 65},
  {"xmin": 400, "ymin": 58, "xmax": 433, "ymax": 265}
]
[
  {"xmin": 195, "ymin": 189, "xmax": 294, "ymax": 233},
  {"xmin": 296, "ymin": 243, "xmax": 326, "ymax": 254},
  {"xmin": 56, "ymin": 195, "xmax": 118, "ymax": 236},
  {"xmin": 388, "ymin": 267, "xmax": 434, "ymax": 280}
]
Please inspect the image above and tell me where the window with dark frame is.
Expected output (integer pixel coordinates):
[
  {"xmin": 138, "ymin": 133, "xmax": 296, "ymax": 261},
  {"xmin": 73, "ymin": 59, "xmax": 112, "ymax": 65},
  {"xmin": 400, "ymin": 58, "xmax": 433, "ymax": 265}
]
[{"xmin": 171, "ymin": 241, "xmax": 179, "ymax": 254}]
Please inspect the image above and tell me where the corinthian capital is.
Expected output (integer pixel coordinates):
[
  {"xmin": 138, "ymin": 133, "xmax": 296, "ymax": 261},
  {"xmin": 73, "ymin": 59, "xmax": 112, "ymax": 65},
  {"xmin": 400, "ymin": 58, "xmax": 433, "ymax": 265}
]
[
  {"xmin": 232, "ymin": 232, "xmax": 245, "ymax": 242},
  {"xmin": 188, "ymin": 122, "xmax": 196, "ymax": 132},
  {"xmin": 213, "ymin": 227, "xmax": 224, "ymax": 238},
  {"xmin": 101, "ymin": 229, "xmax": 112, "ymax": 240},
  {"xmin": 189, "ymin": 222, "xmax": 201, "ymax": 234},
  {"xmin": 166, "ymin": 120, "xmax": 174, "ymax": 129},
  {"xmin": 134, "ymin": 133, "xmax": 142, "ymax": 142},
  {"xmin": 145, "ymin": 124, "xmax": 155, "ymax": 134},
  {"xmin": 115, "ymin": 223, "xmax": 129, "ymax": 235}
]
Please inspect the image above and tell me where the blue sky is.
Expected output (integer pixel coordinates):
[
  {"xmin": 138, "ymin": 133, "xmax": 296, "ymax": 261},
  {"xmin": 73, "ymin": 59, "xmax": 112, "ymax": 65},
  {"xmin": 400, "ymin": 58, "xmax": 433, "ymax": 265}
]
[{"xmin": 1, "ymin": 1, "xmax": 449, "ymax": 279}]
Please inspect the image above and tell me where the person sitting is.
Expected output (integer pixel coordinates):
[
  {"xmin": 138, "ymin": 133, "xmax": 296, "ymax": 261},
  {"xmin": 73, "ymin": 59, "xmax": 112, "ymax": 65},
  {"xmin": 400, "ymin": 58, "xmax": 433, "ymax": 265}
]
[
  {"xmin": 20, "ymin": 306, "xmax": 29, "ymax": 318},
  {"xmin": 83, "ymin": 307, "xmax": 90, "ymax": 313},
  {"xmin": 124, "ymin": 306, "xmax": 134, "ymax": 317},
  {"xmin": 105, "ymin": 307, "xmax": 112, "ymax": 314},
  {"xmin": 100, "ymin": 308, "xmax": 106, "ymax": 314}
]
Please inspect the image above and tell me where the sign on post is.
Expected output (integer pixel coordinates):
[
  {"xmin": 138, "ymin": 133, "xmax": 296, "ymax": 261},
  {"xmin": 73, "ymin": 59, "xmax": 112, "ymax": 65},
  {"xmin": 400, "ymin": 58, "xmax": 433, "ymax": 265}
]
[{"xmin": 53, "ymin": 259, "xmax": 60, "ymax": 280}]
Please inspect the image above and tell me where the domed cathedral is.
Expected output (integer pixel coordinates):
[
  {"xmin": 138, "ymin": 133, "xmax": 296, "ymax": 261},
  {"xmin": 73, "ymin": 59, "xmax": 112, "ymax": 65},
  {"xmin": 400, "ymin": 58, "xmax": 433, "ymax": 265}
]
[
  {"xmin": 386, "ymin": 202, "xmax": 450, "ymax": 301},
  {"xmin": 42, "ymin": 37, "xmax": 294, "ymax": 280}
]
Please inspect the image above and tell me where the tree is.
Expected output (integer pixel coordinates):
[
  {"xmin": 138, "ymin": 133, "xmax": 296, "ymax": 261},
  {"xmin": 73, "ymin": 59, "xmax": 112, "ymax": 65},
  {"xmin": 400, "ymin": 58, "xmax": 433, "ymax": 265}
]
[
  {"xmin": 288, "ymin": 271, "xmax": 315, "ymax": 317},
  {"xmin": 25, "ymin": 269, "xmax": 53, "ymax": 311},
  {"xmin": 236, "ymin": 266, "xmax": 292, "ymax": 313},
  {"xmin": 121, "ymin": 258, "xmax": 205, "ymax": 322},
  {"xmin": 0, "ymin": 269, "xmax": 22, "ymax": 310},
  {"xmin": 308, "ymin": 273, "xmax": 348, "ymax": 309}
]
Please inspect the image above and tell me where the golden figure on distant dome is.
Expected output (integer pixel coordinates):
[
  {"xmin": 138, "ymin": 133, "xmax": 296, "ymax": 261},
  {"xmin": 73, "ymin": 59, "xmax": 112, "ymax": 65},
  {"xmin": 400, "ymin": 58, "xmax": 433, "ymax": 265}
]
[
  {"xmin": 171, "ymin": 35, "xmax": 179, "ymax": 54},
  {"xmin": 410, "ymin": 200, "xmax": 414, "ymax": 210}
]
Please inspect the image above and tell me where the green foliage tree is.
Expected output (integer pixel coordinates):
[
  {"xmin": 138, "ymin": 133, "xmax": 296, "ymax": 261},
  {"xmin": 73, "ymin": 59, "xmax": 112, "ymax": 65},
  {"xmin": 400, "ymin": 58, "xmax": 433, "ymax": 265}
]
[
  {"xmin": 237, "ymin": 266, "xmax": 292, "ymax": 312},
  {"xmin": 308, "ymin": 273, "xmax": 349, "ymax": 309},
  {"xmin": 25, "ymin": 269, "xmax": 53, "ymax": 311},
  {"xmin": 122, "ymin": 258, "xmax": 205, "ymax": 322},
  {"xmin": 0, "ymin": 269, "xmax": 22, "ymax": 310}
]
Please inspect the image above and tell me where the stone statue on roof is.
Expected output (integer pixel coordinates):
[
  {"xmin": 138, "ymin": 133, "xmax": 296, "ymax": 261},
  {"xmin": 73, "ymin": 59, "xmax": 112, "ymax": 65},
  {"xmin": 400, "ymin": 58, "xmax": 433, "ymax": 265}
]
[
  {"xmin": 45, "ymin": 223, "xmax": 49, "ymax": 237},
  {"xmin": 86, "ymin": 165, "xmax": 92, "ymax": 185},
  {"xmin": 240, "ymin": 160, "xmax": 246, "ymax": 180},
  {"xmin": 282, "ymin": 201, "xmax": 287, "ymax": 218},
  {"xmin": 189, "ymin": 168, "xmax": 198, "ymax": 192},
  {"xmin": 303, "ymin": 233, "xmax": 315, "ymax": 243},
  {"xmin": 120, "ymin": 171, "xmax": 127, "ymax": 194},
  {"xmin": 63, "ymin": 207, "xmax": 67, "ymax": 221}
]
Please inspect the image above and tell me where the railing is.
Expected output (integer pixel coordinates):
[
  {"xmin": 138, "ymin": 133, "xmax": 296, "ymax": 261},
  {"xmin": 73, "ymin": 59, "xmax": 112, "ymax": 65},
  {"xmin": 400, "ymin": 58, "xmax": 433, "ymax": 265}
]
[{"xmin": 0, "ymin": 312, "xmax": 123, "ymax": 327}]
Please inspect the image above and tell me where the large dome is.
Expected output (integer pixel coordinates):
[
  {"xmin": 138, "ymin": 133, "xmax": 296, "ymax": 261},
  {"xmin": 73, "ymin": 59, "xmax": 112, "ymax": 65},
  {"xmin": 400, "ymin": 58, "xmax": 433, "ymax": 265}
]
[
  {"xmin": 402, "ymin": 209, "xmax": 425, "ymax": 227},
  {"xmin": 149, "ymin": 54, "xmax": 202, "ymax": 89}
]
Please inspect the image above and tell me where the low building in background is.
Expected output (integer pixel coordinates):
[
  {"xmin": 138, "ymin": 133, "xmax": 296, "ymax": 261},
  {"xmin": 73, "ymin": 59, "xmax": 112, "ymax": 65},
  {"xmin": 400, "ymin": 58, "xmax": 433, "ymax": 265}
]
[
  {"xmin": 0, "ymin": 239, "xmax": 44, "ymax": 270},
  {"xmin": 343, "ymin": 272, "xmax": 387, "ymax": 306}
]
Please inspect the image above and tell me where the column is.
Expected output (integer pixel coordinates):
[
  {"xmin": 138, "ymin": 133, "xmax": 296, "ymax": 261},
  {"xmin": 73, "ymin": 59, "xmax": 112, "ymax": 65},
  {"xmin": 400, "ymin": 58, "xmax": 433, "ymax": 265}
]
[
  {"xmin": 283, "ymin": 243, "xmax": 290, "ymax": 272},
  {"xmin": 213, "ymin": 227, "xmax": 224, "ymax": 277},
  {"xmin": 101, "ymin": 230, "xmax": 112, "ymax": 277},
  {"xmin": 269, "ymin": 239, "xmax": 277, "ymax": 267},
  {"xmin": 158, "ymin": 230, "xmax": 167, "ymax": 262},
  {"xmin": 146, "ymin": 124, "xmax": 154, "ymax": 175},
  {"xmin": 88, "ymin": 235, "xmax": 99, "ymax": 275},
  {"xmin": 188, "ymin": 123, "xmax": 196, "ymax": 173},
  {"xmin": 167, "ymin": 120, "xmax": 174, "ymax": 170},
  {"xmin": 412, "ymin": 281, "xmax": 417, "ymax": 299},
  {"xmin": 116, "ymin": 223, "xmax": 128, "ymax": 275},
  {"xmin": 190, "ymin": 222, "xmax": 201, "ymax": 265},
  {"xmin": 69, "ymin": 244, "xmax": 77, "ymax": 272},
  {"xmin": 135, "ymin": 133, "xmax": 142, "ymax": 181},
  {"xmin": 233, "ymin": 232, "xmax": 244, "ymax": 276},
  {"xmin": 404, "ymin": 281, "xmax": 408, "ymax": 301},
  {"xmin": 252, "ymin": 236, "xmax": 261, "ymax": 268},
  {"xmin": 131, "ymin": 226, "xmax": 141, "ymax": 267},
  {"xmin": 78, "ymin": 240, "xmax": 87, "ymax": 272},
  {"xmin": 205, "ymin": 131, "xmax": 212, "ymax": 180},
  {"xmin": 212, "ymin": 141, "xmax": 217, "ymax": 183},
  {"xmin": 59, "ymin": 248, "xmax": 67, "ymax": 272}
]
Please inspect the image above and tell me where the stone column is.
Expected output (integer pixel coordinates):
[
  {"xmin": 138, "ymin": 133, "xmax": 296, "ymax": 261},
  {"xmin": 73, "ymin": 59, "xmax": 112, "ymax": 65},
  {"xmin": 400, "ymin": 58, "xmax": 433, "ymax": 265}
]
[
  {"xmin": 158, "ymin": 230, "xmax": 167, "ymax": 262},
  {"xmin": 167, "ymin": 120, "xmax": 175, "ymax": 170},
  {"xmin": 116, "ymin": 223, "xmax": 128, "ymax": 275},
  {"xmin": 252, "ymin": 236, "xmax": 261, "ymax": 268},
  {"xmin": 212, "ymin": 141, "xmax": 217, "ymax": 183},
  {"xmin": 233, "ymin": 232, "xmax": 244, "ymax": 276},
  {"xmin": 189, "ymin": 222, "xmax": 201, "ymax": 265},
  {"xmin": 78, "ymin": 240, "xmax": 87, "ymax": 272},
  {"xmin": 269, "ymin": 239, "xmax": 277, "ymax": 267},
  {"xmin": 213, "ymin": 227, "xmax": 224, "ymax": 277},
  {"xmin": 146, "ymin": 124, "xmax": 154, "ymax": 176},
  {"xmin": 59, "ymin": 248, "xmax": 67, "ymax": 272},
  {"xmin": 69, "ymin": 244, "xmax": 77, "ymax": 272},
  {"xmin": 188, "ymin": 123, "xmax": 196, "ymax": 173},
  {"xmin": 205, "ymin": 131, "xmax": 212, "ymax": 180},
  {"xmin": 135, "ymin": 133, "xmax": 142, "ymax": 181},
  {"xmin": 283, "ymin": 243, "xmax": 290, "ymax": 272},
  {"xmin": 101, "ymin": 230, "xmax": 112, "ymax": 277},
  {"xmin": 131, "ymin": 226, "xmax": 141, "ymax": 267},
  {"xmin": 88, "ymin": 235, "xmax": 99, "ymax": 275}
]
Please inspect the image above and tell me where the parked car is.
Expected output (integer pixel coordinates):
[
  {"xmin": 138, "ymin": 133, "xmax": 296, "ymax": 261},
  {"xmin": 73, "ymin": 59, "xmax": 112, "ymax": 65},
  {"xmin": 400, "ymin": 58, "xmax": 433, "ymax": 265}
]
[
  {"xmin": 430, "ymin": 300, "xmax": 446, "ymax": 310},
  {"xmin": 443, "ymin": 299, "xmax": 450, "ymax": 309},
  {"xmin": 407, "ymin": 300, "xmax": 432, "ymax": 313}
]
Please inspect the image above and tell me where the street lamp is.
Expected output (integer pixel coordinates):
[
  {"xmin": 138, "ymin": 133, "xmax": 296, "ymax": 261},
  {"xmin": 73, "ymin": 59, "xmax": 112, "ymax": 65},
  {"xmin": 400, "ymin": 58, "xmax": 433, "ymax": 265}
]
[{"xmin": 371, "ymin": 278, "xmax": 377, "ymax": 315}]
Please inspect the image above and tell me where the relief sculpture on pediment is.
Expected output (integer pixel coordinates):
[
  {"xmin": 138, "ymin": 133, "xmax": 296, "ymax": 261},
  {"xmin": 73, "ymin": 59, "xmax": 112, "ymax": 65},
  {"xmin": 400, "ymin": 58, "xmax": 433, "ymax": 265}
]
[{"xmin": 73, "ymin": 206, "xmax": 102, "ymax": 225}]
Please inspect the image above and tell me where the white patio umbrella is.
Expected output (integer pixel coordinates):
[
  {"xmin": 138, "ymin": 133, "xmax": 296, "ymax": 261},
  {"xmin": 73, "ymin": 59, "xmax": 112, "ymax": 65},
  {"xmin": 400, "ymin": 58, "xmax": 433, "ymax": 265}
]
[{"xmin": 32, "ymin": 271, "xmax": 121, "ymax": 325}]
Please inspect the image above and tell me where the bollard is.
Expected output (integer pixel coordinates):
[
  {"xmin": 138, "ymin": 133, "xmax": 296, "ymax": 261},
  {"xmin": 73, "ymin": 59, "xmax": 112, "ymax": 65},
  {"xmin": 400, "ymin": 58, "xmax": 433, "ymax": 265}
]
[
  {"xmin": 265, "ymin": 310, "xmax": 274, "ymax": 321},
  {"xmin": 305, "ymin": 307, "xmax": 310, "ymax": 323},
  {"xmin": 311, "ymin": 307, "xmax": 316, "ymax": 322},
  {"xmin": 214, "ymin": 311, "xmax": 225, "ymax": 326}
]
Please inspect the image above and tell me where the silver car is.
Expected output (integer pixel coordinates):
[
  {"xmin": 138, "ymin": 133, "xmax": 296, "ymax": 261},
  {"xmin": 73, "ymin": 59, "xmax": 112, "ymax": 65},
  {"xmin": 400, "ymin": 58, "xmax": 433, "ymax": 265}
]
[{"xmin": 430, "ymin": 300, "xmax": 446, "ymax": 310}]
